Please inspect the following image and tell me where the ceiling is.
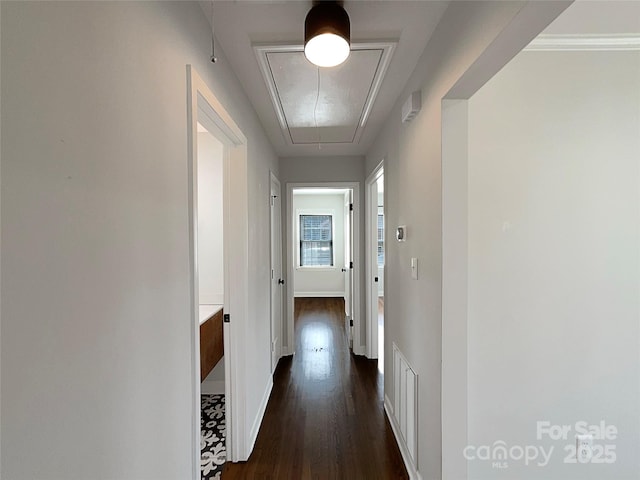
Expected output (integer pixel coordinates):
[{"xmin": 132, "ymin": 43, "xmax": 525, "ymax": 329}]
[
  {"xmin": 200, "ymin": 1, "xmax": 449, "ymax": 157},
  {"xmin": 525, "ymin": 2, "xmax": 640, "ymax": 53},
  {"xmin": 541, "ymin": 0, "xmax": 640, "ymax": 35}
]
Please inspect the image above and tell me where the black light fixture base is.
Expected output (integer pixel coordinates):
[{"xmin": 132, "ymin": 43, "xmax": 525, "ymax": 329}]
[{"xmin": 304, "ymin": 1, "xmax": 351, "ymax": 49}]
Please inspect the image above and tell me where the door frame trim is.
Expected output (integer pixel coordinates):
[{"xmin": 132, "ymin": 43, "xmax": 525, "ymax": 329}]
[
  {"xmin": 187, "ymin": 65, "xmax": 250, "ymax": 471},
  {"xmin": 365, "ymin": 161, "xmax": 384, "ymax": 359},
  {"xmin": 269, "ymin": 171, "xmax": 283, "ymax": 373},
  {"xmin": 285, "ymin": 182, "xmax": 362, "ymax": 356}
]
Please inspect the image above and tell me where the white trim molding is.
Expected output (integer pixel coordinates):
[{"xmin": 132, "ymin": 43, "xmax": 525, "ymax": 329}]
[
  {"xmin": 247, "ymin": 376, "xmax": 273, "ymax": 456},
  {"xmin": 294, "ymin": 291, "xmax": 346, "ymax": 298},
  {"xmin": 526, "ymin": 34, "xmax": 640, "ymax": 51},
  {"xmin": 365, "ymin": 160, "xmax": 384, "ymax": 359},
  {"xmin": 187, "ymin": 65, "xmax": 250, "ymax": 469}
]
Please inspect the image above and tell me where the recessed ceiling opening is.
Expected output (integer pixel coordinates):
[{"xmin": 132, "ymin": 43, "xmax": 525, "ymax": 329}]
[{"xmin": 255, "ymin": 42, "xmax": 396, "ymax": 146}]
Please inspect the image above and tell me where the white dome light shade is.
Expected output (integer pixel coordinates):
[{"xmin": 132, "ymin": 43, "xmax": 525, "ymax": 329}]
[
  {"xmin": 304, "ymin": 2, "xmax": 350, "ymax": 68},
  {"xmin": 304, "ymin": 33, "xmax": 350, "ymax": 68}
]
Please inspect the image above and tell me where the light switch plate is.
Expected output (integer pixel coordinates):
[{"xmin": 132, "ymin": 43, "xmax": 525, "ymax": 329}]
[{"xmin": 411, "ymin": 257, "xmax": 418, "ymax": 280}]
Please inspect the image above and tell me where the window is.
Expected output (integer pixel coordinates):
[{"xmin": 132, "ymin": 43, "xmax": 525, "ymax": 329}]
[
  {"xmin": 299, "ymin": 214, "xmax": 333, "ymax": 267},
  {"xmin": 377, "ymin": 213, "xmax": 384, "ymax": 266}
]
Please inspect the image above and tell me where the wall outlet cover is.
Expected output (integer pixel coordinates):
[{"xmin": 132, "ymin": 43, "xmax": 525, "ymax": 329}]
[{"xmin": 576, "ymin": 434, "xmax": 593, "ymax": 463}]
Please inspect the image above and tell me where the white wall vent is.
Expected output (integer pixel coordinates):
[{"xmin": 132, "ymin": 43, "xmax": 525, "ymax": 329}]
[
  {"xmin": 393, "ymin": 343, "xmax": 418, "ymax": 465},
  {"xmin": 401, "ymin": 91, "xmax": 422, "ymax": 123}
]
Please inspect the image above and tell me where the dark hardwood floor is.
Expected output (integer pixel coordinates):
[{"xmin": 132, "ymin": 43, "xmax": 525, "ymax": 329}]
[{"xmin": 223, "ymin": 297, "xmax": 408, "ymax": 479}]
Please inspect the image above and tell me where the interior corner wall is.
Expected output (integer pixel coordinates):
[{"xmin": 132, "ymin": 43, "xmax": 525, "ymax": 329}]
[
  {"xmin": 362, "ymin": 1, "xmax": 568, "ymax": 477},
  {"xmin": 0, "ymin": 2, "xmax": 278, "ymax": 479},
  {"xmin": 279, "ymin": 156, "xmax": 366, "ymax": 352},
  {"xmin": 441, "ymin": 98, "xmax": 469, "ymax": 480},
  {"xmin": 467, "ymin": 49, "xmax": 640, "ymax": 479}
]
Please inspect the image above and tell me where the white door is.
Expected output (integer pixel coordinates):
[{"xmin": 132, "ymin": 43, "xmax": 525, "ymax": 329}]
[
  {"xmin": 368, "ymin": 175, "xmax": 380, "ymax": 359},
  {"xmin": 367, "ymin": 170, "xmax": 385, "ymax": 362},
  {"xmin": 270, "ymin": 173, "xmax": 283, "ymax": 373},
  {"xmin": 343, "ymin": 191, "xmax": 354, "ymax": 348}
]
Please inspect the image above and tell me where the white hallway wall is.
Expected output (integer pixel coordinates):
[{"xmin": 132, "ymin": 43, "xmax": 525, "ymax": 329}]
[
  {"xmin": 197, "ymin": 131, "xmax": 224, "ymax": 305},
  {"xmin": 467, "ymin": 49, "xmax": 640, "ymax": 479},
  {"xmin": 198, "ymin": 130, "xmax": 225, "ymax": 395},
  {"xmin": 1, "ymin": 2, "xmax": 278, "ymax": 479},
  {"xmin": 364, "ymin": 1, "xmax": 571, "ymax": 478},
  {"xmin": 293, "ymin": 193, "xmax": 346, "ymax": 297}
]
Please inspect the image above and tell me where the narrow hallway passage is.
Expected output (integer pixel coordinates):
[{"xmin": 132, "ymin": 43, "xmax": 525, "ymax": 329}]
[{"xmin": 223, "ymin": 297, "xmax": 408, "ymax": 479}]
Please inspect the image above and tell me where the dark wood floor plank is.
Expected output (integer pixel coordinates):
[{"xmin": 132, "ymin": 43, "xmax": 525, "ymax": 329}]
[{"xmin": 223, "ymin": 297, "xmax": 408, "ymax": 480}]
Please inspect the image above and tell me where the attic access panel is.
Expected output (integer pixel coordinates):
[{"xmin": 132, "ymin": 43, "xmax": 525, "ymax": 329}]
[{"xmin": 255, "ymin": 43, "xmax": 395, "ymax": 146}]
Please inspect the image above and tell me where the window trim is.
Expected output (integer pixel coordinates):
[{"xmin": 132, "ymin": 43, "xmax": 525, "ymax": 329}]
[{"xmin": 296, "ymin": 209, "xmax": 337, "ymax": 270}]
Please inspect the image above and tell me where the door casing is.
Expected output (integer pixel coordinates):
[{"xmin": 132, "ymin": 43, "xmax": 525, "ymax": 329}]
[
  {"xmin": 365, "ymin": 161, "xmax": 384, "ymax": 359},
  {"xmin": 284, "ymin": 182, "xmax": 362, "ymax": 356},
  {"xmin": 269, "ymin": 172, "xmax": 283, "ymax": 372},
  {"xmin": 187, "ymin": 65, "xmax": 251, "ymax": 471}
]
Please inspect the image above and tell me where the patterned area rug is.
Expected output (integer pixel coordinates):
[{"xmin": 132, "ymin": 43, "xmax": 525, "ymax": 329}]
[{"xmin": 201, "ymin": 394, "xmax": 226, "ymax": 480}]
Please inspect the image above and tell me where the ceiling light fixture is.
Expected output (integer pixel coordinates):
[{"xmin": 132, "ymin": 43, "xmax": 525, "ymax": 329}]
[{"xmin": 304, "ymin": 1, "xmax": 350, "ymax": 68}]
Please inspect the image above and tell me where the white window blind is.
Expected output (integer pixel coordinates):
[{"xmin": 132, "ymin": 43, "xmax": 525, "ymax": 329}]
[
  {"xmin": 300, "ymin": 214, "xmax": 333, "ymax": 266},
  {"xmin": 377, "ymin": 213, "xmax": 384, "ymax": 266}
]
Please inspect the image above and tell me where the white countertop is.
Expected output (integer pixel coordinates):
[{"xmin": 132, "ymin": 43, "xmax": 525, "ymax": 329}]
[{"xmin": 199, "ymin": 304, "xmax": 223, "ymax": 325}]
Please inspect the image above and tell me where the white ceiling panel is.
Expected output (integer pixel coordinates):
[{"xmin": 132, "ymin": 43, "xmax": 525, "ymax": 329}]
[
  {"xmin": 266, "ymin": 49, "xmax": 383, "ymax": 144},
  {"xmin": 202, "ymin": 1, "xmax": 450, "ymax": 156},
  {"xmin": 257, "ymin": 43, "xmax": 394, "ymax": 146}
]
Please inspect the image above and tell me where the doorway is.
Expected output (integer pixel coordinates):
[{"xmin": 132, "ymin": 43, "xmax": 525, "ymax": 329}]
[
  {"xmin": 195, "ymin": 118, "xmax": 227, "ymax": 480},
  {"xmin": 285, "ymin": 183, "xmax": 361, "ymax": 356},
  {"xmin": 187, "ymin": 66, "xmax": 251, "ymax": 476},
  {"xmin": 366, "ymin": 164, "xmax": 384, "ymax": 372}
]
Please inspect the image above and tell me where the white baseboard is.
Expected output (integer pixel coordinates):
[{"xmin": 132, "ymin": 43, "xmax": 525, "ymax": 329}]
[
  {"xmin": 201, "ymin": 380, "xmax": 225, "ymax": 395},
  {"xmin": 353, "ymin": 344, "xmax": 366, "ymax": 356},
  {"xmin": 294, "ymin": 291, "xmax": 345, "ymax": 297},
  {"xmin": 384, "ymin": 393, "xmax": 394, "ymax": 417},
  {"xmin": 247, "ymin": 375, "xmax": 273, "ymax": 455},
  {"xmin": 384, "ymin": 395, "xmax": 422, "ymax": 480}
]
